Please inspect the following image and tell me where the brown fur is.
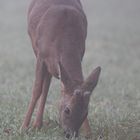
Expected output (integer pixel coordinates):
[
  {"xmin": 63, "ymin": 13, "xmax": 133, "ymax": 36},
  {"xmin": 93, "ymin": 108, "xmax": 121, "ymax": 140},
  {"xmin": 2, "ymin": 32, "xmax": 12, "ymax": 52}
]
[{"xmin": 20, "ymin": 0, "xmax": 101, "ymax": 138}]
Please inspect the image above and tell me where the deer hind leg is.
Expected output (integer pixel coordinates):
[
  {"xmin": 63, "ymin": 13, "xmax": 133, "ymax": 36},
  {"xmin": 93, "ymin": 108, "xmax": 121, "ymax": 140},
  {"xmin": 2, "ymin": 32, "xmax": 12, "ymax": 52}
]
[
  {"xmin": 33, "ymin": 66, "xmax": 52, "ymax": 129},
  {"xmin": 81, "ymin": 117, "xmax": 92, "ymax": 138},
  {"xmin": 20, "ymin": 57, "xmax": 45, "ymax": 132}
]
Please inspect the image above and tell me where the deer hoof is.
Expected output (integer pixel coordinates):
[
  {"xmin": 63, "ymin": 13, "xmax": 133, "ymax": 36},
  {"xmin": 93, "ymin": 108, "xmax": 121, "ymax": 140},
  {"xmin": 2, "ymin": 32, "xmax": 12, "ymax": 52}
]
[
  {"xmin": 32, "ymin": 120, "xmax": 43, "ymax": 130},
  {"xmin": 84, "ymin": 132, "xmax": 92, "ymax": 139},
  {"xmin": 19, "ymin": 125, "xmax": 29, "ymax": 134}
]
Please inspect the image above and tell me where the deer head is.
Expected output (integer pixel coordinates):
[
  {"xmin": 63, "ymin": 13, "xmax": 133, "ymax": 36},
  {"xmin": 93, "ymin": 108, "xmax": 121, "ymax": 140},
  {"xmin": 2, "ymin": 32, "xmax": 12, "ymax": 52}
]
[{"xmin": 59, "ymin": 66, "xmax": 101, "ymax": 139}]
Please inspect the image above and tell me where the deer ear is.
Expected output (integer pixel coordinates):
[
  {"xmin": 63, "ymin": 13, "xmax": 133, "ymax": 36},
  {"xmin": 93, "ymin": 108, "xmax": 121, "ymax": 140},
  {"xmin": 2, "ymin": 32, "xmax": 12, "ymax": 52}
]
[
  {"xmin": 83, "ymin": 91, "xmax": 91, "ymax": 105},
  {"xmin": 82, "ymin": 66, "xmax": 101, "ymax": 93}
]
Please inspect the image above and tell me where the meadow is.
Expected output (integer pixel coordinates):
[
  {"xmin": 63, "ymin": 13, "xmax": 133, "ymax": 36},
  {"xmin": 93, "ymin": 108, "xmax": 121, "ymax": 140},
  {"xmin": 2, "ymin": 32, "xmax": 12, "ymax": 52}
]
[{"xmin": 0, "ymin": 0, "xmax": 140, "ymax": 139}]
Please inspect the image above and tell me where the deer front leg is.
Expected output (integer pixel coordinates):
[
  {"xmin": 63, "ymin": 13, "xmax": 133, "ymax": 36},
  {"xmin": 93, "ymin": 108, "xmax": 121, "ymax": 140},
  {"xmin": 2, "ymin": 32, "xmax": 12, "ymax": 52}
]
[
  {"xmin": 81, "ymin": 117, "xmax": 92, "ymax": 138},
  {"xmin": 33, "ymin": 68, "xmax": 52, "ymax": 129},
  {"xmin": 20, "ymin": 57, "xmax": 44, "ymax": 132}
]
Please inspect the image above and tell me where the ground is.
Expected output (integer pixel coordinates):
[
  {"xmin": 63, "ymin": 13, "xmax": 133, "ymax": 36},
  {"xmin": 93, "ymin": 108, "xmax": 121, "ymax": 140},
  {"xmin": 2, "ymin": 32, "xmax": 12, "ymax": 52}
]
[{"xmin": 0, "ymin": 0, "xmax": 140, "ymax": 140}]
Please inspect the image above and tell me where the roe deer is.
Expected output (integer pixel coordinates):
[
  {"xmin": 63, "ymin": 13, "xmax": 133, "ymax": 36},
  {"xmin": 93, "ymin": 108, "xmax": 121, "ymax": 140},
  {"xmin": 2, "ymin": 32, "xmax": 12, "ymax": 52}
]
[{"xmin": 20, "ymin": 0, "xmax": 101, "ymax": 138}]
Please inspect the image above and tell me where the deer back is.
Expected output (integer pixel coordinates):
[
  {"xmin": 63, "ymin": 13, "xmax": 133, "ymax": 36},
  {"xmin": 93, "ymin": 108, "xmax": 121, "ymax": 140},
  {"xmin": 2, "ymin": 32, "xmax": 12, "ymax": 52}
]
[{"xmin": 28, "ymin": 0, "xmax": 87, "ymax": 91}]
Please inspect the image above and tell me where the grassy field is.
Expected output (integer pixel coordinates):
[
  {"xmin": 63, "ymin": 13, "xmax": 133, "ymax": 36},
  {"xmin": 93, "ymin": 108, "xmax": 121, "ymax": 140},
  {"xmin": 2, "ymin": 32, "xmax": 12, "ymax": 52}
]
[{"xmin": 0, "ymin": 0, "xmax": 140, "ymax": 140}]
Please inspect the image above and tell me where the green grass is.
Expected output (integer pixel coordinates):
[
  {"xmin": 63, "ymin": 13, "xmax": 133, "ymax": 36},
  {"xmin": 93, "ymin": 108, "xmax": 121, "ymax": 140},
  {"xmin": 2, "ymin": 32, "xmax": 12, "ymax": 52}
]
[{"xmin": 0, "ymin": 0, "xmax": 140, "ymax": 139}]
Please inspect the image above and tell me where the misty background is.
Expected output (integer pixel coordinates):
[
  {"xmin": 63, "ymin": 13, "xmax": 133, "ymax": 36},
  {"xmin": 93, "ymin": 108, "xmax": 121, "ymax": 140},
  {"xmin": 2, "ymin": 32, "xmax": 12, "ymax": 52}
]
[{"xmin": 0, "ymin": 0, "xmax": 140, "ymax": 139}]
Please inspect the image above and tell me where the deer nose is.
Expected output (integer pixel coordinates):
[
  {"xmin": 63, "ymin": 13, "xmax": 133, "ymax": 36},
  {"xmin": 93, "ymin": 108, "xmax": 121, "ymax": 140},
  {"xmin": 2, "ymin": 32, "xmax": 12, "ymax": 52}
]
[
  {"xmin": 64, "ymin": 130, "xmax": 72, "ymax": 139},
  {"xmin": 65, "ymin": 133, "xmax": 71, "ymax": 139}
]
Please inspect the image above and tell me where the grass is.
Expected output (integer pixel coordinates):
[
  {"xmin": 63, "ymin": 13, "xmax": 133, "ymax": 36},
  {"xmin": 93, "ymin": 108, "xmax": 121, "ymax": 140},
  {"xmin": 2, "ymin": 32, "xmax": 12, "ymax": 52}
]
[{"xmin": 0, "ymin": 0, "xmax": 140, "ymax": 139}]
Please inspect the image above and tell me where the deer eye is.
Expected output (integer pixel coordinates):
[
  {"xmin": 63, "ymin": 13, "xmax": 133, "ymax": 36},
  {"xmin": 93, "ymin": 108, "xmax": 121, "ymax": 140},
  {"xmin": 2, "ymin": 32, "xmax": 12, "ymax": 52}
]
[{"xmin": 64, "ymin": 107, "xmax": 70, "ymax": 115}]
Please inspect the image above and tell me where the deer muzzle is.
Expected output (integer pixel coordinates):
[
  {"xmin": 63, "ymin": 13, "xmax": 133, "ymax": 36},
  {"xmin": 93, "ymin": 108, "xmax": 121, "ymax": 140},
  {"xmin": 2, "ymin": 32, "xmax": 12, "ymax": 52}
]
[{"xmin": 64, "ymin": 129, "xmax": 78, "ymax": 139}]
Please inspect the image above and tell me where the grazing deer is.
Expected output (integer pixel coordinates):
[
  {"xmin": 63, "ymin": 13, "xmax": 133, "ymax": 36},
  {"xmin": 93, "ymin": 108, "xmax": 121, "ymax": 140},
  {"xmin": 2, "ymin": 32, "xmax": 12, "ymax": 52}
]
[{"xmin": 20, "ymin": 0, "xmax": 101, "ymax": 138}]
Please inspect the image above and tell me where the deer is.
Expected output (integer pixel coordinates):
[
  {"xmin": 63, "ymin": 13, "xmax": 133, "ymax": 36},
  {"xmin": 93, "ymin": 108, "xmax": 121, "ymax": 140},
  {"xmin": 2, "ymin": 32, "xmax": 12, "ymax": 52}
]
[{"xmin": 20, "ymin": 0, "xmax": 101, "ymax": 139}]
